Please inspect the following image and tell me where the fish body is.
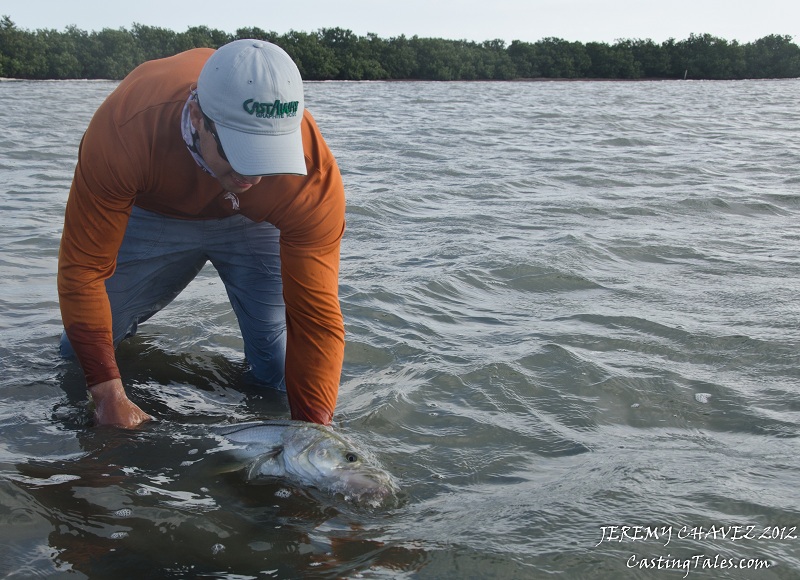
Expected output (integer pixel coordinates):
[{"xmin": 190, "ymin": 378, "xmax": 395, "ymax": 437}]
[{"xmin": 210, "ymin": 420, "xmax": 398, "ymax": 507}]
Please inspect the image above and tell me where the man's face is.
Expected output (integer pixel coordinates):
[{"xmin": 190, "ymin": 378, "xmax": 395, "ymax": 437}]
[{"xmin": 188, "ymin": 101, "xmax": 263, "ymax": 194}]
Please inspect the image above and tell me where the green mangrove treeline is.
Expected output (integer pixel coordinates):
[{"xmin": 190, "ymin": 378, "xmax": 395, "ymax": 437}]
[{"xmin": 1, "ymin": 16, "xmax": 798, "ymax": 81}]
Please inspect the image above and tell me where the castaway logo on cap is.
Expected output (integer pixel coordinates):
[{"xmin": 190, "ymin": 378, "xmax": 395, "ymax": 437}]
[{"xmin": 243, "ymin": 99, "xmax": 300, "ymax": 119}]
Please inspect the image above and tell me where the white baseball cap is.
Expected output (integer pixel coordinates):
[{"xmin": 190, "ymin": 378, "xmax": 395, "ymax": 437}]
[{"xmin": 197, "ymin": 39, "xmax": 307, "ymax": 176}]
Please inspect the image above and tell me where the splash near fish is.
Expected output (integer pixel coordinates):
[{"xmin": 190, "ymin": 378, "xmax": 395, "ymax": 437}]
[{"xmin": 209, "ymin": 420, "xmax": 399, "ymax": 508}]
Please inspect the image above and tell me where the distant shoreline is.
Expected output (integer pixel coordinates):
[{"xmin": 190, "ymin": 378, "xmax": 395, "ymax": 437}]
[
  {"xmin": 5, "ymin": 77, "xmax": 796, "ymax": 83},
  {"xmin": 378, "ymin": 76, "xmax": 800, "ymax": 82},
  {"xmin": 2, "ymin": 18, "xmax": 798, "ymax": 82}
]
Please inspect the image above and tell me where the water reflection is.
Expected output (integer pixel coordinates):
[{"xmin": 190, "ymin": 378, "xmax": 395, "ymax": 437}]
[{"xmin": 14, "ymin": 383, "xmax": 420, "ymax": 578}]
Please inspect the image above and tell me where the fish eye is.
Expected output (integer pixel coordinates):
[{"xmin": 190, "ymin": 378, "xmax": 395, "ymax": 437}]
[{"xmin": 345, "ymin": 452, "xmax": 358, "ymax": 463}]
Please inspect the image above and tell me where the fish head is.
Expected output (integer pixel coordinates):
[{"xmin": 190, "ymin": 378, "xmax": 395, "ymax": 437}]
[{"xmin": 285, "ymin": 427, "xmax": 399, "ymax": 508}]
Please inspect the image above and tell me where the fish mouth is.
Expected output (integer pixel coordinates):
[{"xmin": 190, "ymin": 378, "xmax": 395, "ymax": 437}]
[{"xmin": 333, "ymin": 471, "xmax": 400, "ymax": 508}]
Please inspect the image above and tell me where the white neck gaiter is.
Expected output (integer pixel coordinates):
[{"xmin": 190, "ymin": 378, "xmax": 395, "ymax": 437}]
[{"xmin": 181, "ymin": 89, "xmax": 217, "ymax": 178}]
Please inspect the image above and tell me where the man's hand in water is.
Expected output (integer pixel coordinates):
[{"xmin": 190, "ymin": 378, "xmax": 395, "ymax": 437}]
[{"xmin": 88, "ymin": 379, "xmax": 151, "ymax": 428}]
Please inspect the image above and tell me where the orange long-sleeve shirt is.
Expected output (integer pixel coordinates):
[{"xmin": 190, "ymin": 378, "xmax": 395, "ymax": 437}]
[{"xmin": 58, "ymin": 48, "xmax": 345, "ymax": 425}]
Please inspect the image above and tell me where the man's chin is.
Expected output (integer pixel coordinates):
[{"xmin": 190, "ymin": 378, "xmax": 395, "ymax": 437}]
[{"xmin": 223, "ymin": 179, "xmax": 255, "ymax": 194}]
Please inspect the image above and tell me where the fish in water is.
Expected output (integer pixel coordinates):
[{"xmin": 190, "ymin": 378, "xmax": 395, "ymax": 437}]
[{"xmin": 210, "ymin": 420, "xmax": 398, "ymax": 507}]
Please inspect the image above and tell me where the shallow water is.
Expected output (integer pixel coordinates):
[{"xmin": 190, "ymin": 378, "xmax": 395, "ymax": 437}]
[{"xmin": 1, "ymin": 77, "xmax": 799, "ymax": 578}]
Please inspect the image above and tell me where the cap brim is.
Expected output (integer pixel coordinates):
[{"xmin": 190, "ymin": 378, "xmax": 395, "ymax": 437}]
[{"xmin": 216, "ymin": 124, "xmax": 307, "ymax": 177}]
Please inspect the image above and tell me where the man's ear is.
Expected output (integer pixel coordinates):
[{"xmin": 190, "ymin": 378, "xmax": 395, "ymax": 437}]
[{"xmin": 188, "ymin": 100, "xmax": 203, "ymax": 132}]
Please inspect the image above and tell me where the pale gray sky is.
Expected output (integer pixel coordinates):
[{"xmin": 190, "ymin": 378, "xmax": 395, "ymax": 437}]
[{"xmin": 2, "ymin": 0, "xmax": 797, "ymax": 44}]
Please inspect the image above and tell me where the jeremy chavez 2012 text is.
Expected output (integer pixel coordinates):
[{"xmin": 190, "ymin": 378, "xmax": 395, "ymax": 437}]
[
  {"xmin": 594, "ymin": 525, "xmax": 794, "ymax": 577},
  {"xmin": 596, "ymin": 524, "xmax": 796, "ymax": 547}
]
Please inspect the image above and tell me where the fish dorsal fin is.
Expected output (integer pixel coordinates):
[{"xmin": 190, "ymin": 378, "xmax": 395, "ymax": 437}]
[{"xmin": 245, "ymin": 445, "xmax": 285, "ymax": 479}]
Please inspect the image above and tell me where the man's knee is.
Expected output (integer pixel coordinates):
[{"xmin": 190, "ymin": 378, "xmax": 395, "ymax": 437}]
[
  {"xmin": 247, "ymin": 360, "xmax": 287, "ymax": 391},
  {"xmin": 59, "ymin": 331, "xmax": 76, "ymax": 359}
]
